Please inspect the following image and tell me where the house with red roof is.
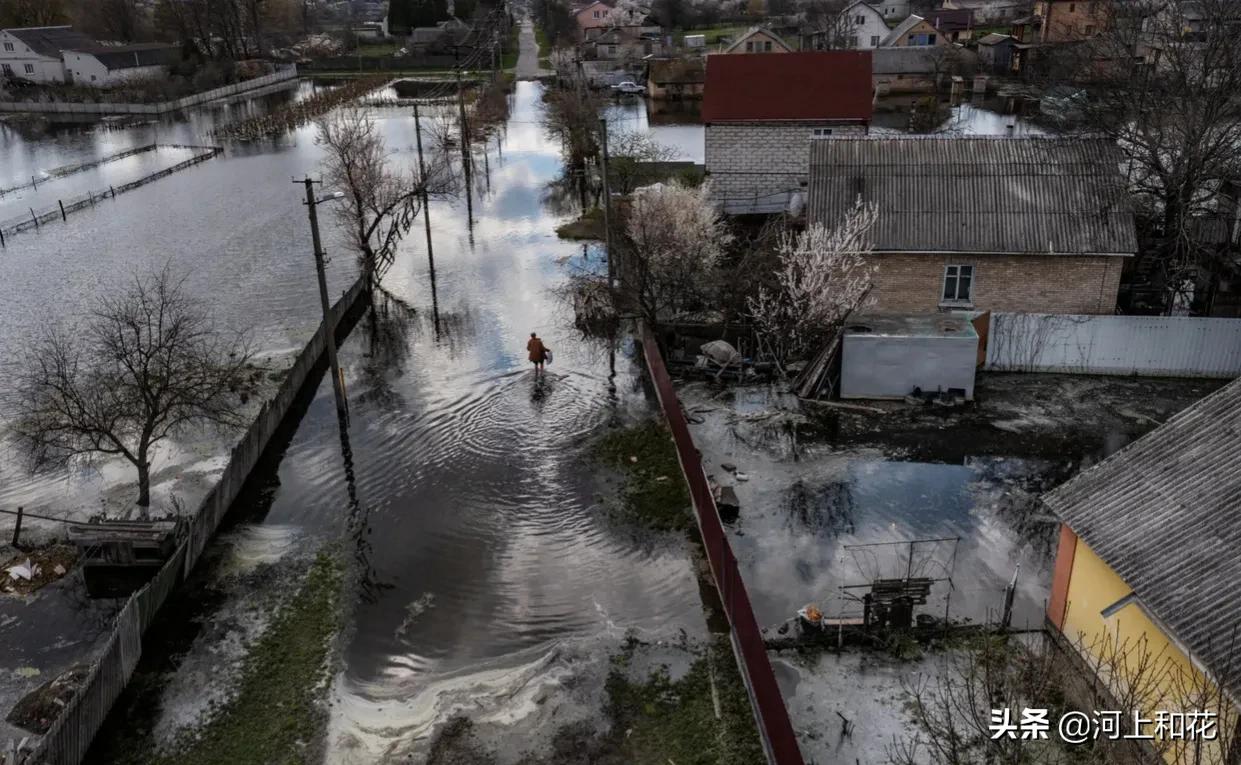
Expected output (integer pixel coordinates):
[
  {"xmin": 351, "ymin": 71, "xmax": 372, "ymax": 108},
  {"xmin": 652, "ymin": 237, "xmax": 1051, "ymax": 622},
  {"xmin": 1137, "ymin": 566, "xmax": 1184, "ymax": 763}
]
[{"xmin": 703, "ymin": 51, "xmax": 873, "ymax": 215}]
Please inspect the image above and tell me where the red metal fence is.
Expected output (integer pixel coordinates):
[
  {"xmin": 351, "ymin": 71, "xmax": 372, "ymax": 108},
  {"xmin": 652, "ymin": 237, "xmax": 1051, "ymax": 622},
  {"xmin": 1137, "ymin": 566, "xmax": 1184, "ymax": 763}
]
[{"xmin": 638, "ymin": 323, "xmax": 805, "ymax": 765}]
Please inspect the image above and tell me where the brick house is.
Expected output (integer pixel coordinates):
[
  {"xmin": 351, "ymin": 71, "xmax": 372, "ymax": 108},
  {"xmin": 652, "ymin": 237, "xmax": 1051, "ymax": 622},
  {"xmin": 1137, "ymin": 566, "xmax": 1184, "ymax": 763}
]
[
  {"xmin": 1032, "ymin": 0, "xmax": 1107, "ymax": 41},
  {"xmin": 704, "ymin": 51, "xmax": 873, "ymax": 215},
  {"xmin": 572, "ymin": 0, "xmax": 613, "ymax": 39},
  {"xmin": 806, "ymin": 137, "xmax": 1137, "ymax": 314}
]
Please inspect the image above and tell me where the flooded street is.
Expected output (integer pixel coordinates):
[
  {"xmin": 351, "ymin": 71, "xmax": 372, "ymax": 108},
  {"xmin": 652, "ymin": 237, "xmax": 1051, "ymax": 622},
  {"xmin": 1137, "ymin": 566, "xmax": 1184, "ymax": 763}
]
[{"xmin": 0, "ymin": 80, "xmax": 713, "ymax": 762}]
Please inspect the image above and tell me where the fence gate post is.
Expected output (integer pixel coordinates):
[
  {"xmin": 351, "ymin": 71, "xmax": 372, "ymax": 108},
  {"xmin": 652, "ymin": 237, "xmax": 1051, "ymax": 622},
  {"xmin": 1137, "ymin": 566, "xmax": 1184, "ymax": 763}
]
[
  {"xmin": 11, "ymin": 507, "xmax": 22, "ymax": 548},
  {"xmin": 28, "ymin": 208, "xmax": 37, "ymax": 229},
  {"xmin": 58, "ymin": 200, "xmax": 66, "ymax": 221}
]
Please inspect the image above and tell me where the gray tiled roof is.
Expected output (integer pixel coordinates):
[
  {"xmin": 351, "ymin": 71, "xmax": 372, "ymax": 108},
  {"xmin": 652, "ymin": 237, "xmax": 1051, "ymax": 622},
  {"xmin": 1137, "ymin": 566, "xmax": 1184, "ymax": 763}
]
[
  {"xmin": 1042, "ymin": 377, "xmax": 1241, "ymax": 698},
  {"xmin": 806, "ymin": 136, "xmax": 1138, "ymax": 255},
  {"xmin": 7, "ymin": 26, "xmax": 95, "ymax": 58}
]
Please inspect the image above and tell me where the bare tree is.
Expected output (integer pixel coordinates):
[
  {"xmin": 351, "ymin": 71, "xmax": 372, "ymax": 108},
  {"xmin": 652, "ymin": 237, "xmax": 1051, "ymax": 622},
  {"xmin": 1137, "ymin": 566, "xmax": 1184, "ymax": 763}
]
[
  {"xmin": 621, "ymin": 180, "xmax": 734, "ymax": 329},
  {"xmin": 10, "ymin": 267, "xmax": 256, "ymax": 515},
  {"xmin": 890, "ymin": 630, "xmax": 1239, "ymax": 765},
  {"xmin": 746, "ymin": 199, "xmax": 877, "ymax": 367},
  {"xmin": 797, "ymin": 0, "xmax": 853, "ymax": 49},
  {"xmin": 1037, "ymin": 0, "xmax": 1241, "ymax": 313},
  {"xmin": 316, "ymin": 106, "xmax": 454, "ymax": 289},
  {"xmin": 0, "ymin": 0, "xmax": 68, "ymax": 27}
]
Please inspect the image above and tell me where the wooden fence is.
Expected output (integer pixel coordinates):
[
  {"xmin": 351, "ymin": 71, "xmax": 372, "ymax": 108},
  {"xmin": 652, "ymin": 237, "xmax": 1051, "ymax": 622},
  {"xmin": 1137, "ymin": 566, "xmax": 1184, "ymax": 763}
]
[
  {"xmin": 0, "ymin": 145, "xmax": 222, "ymax": 243},
  {"xmin": 0, "ymin": 67, "xmax": 298, "ymax": 116},
  {"xmin": 13, "ymin": 278, "xmax": 370, "ymax": 765},
  {"xmin": 638, "ymin": 322, "xmax": 805, "ymax": 765}
]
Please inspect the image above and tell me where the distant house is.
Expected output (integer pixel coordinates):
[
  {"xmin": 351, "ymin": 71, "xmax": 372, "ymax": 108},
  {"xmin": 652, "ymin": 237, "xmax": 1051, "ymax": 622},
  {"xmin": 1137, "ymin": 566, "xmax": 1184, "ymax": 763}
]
[
  {"xmin": 1042, "ymin": 375, "xmax": 1241, "ymax": 765},
  {"xmin": 940, "ymin": 0, "xmax": 1029, "ymax": 24},
  {"xmin": 1032, "ymin": 0, "xmax": 1105, "ymax": 42},
  {"xmin": 881, "ymin": 15, "xmax": 950, "ymax": 46},
  {"xmin": 872, "ymin": 46, "xmax": 960, "ymax": 93},
  {"xmin": 704, "ymin": 51, "xmax": 872, "ymax": 215},
  {"xmin": 719, "ymin": 26, "xmax": 793, "ymax": 54},
  {"xmin": 924, "ymin": 8, "xmax": 975, "ymax": 42},
  {"xmin": 646, "ymin": 58, "xmax": 705, "ymax": 99},
  {"xmin": 976, "ymin": 32, "xmax": 1017, "ymax": 71},
  {"xmin": 572, "ymin": 0, "xmax": 614, "ymax": 38},
  {"xmin": 843, "ymin": 1, "xmax": 892, "ymax": 49},
  {"xmin": 866, "ymin": 0, "xmax": 912, "ymax": 20},
  {"xmin": 584, "ymin": 25, "xmax": 665, "ymax": 61},
  {"xmin": 0, "ymin": 25, "xmax": 94, "ymax": 83},
  {"xmin": 63, "ymin": 44, "xmax": 179, "ymax": 87},
  {"xmin": 806, "ymin": 137, "xmax": 1136, "ymax": 314}
]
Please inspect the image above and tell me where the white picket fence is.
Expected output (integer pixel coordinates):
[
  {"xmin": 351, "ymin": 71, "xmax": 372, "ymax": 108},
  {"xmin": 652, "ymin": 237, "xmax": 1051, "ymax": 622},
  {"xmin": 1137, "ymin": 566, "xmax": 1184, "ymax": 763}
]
[{"xmin": 984, "ymin": 313, "xmax": 1241, "ymax": 378}]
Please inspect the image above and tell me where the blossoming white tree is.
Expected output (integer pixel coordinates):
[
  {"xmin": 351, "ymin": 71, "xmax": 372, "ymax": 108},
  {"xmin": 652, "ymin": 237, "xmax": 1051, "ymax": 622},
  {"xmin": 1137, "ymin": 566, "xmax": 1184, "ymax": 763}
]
[
  {"xmin": 747, "ymin": 199, "xmax": 878, "ymax": 368},
  {"xmin": 624, "ymin": 180, "xmax": 734, "ymax": 328}
]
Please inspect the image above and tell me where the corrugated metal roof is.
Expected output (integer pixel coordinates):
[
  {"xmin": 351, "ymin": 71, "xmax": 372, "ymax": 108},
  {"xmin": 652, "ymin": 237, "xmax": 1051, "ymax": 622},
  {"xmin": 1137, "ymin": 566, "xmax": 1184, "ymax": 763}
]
[
  {"xmin": 806, "ymin": 136, "xmax": 1138, "ymax": 255},
  {"xmin": 70, "ymin": 43, "xmax": 178, "ymax": 70},
  {"xmin": 7, "ymin": 26, "xmax": 95, "ymax": 58},
  {"xmin": 703, "ymin": 51, "xmax": 873, "ymax": 123},
  {"xmin": 1043, "ymin": 377, "xmax": 1241, "ymax": 698}
]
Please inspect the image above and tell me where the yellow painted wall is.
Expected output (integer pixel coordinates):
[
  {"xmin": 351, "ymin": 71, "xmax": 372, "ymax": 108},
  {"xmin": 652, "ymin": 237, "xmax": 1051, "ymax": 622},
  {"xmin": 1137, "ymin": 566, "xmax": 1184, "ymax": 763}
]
[{"xmin": 1062, "ymin": 541, "xmax": 1234, "ymax": 764}]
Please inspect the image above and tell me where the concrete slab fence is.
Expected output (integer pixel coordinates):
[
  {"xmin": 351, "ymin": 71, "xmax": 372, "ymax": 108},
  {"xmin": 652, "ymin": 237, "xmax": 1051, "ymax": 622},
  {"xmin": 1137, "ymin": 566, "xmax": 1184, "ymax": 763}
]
[{"xmin": 984, "ymin": 313, "xmax": 1241, "ymax": 378}]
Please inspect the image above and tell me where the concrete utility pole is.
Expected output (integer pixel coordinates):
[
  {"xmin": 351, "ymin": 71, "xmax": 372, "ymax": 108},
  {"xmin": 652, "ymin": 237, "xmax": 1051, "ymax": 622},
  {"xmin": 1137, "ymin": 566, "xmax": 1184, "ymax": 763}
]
[
  {"xmin": 299, "ymin": 177, "xmax": 349, "ymax": 422},
  {"xmin": 598, "ymin": 118, "xmax": 614, "ymax": 287}
]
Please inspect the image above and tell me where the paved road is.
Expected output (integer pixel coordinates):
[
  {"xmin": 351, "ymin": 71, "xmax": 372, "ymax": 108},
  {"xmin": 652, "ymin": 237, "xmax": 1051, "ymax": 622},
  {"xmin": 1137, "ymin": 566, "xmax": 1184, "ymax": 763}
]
[{"xmin": 515, "ymin": 19, "xmax": 551, "ymax": 80}]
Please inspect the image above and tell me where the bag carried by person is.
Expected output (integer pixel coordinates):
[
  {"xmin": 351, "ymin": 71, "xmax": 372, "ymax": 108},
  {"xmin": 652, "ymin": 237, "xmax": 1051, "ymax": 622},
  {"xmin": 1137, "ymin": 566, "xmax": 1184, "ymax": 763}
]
[{"xmin": 544, "ymin": 349, "xmax": 553, "ymax": 365}]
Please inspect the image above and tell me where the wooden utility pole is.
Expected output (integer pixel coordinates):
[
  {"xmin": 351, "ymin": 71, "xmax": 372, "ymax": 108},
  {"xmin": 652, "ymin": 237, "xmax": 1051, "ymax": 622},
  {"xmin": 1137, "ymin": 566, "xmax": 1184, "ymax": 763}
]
[
  {"xmin": 299, "ymin": 177, "xmax": 349, "ymax": 423},
  {"xmin": 599, "ymin": 118, "xmax": 614, "ymax": 287},
  {"xmin": 413, "ymin": 104, "xmax": 441, "ymax": 335}
]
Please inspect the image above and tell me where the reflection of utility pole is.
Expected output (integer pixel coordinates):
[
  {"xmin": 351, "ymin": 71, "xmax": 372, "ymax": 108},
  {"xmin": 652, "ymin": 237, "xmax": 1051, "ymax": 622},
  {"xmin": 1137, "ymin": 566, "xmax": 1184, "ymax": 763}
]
[
  {"xmin": 455, "ymin": 68, "xmax": 475, "ymax": 234},
  {"xmin": 413, "ymin": 104, "xmax": 441, "ymax": 337},
  {"xmin": 598, "ymin": 117, "xmax": 614, "ymax": 287},
  {"xmin": 298, "ymin": 177, "xmax": 349, "ymax": 423}
]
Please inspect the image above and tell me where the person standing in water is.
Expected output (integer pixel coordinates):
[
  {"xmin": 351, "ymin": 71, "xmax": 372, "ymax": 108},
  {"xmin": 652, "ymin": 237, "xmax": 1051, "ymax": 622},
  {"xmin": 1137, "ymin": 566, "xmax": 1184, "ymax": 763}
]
[{"xmin": 527, "ymin": 332, "xmax": 551, "ymax": 376}]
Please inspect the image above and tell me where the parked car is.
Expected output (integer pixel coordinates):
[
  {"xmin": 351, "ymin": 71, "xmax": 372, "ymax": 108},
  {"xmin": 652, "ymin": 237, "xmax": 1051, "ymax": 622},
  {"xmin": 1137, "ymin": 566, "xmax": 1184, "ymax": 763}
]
[{"xmin": 611, "ymin": 81, "xmax": 646, "ymax": 95}]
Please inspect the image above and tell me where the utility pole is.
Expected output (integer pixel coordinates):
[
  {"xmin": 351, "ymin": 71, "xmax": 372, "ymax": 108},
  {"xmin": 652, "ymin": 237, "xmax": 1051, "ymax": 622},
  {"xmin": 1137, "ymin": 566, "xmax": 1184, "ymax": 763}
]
[
  {"xmin": 413, "ymin": 104, "xmax": 441, "ymax": 336},
  {"xmin": 299, "ymin": 177, "xmax": 349, "ymax": 423},
  {"xmin": 598, "ymin": 117, "xmax": 614, "ymax": 287}
]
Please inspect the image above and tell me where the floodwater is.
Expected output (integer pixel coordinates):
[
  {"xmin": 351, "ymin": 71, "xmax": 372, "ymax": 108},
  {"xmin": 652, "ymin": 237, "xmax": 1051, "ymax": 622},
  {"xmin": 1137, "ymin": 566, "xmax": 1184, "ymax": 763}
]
[
  {"xmin": 11, "ymin": 80, "xmax": 710, "ymax": 762},
  {"xmin": 678, "ymin": 383, "xmax": 1060, "ymax": 630}
]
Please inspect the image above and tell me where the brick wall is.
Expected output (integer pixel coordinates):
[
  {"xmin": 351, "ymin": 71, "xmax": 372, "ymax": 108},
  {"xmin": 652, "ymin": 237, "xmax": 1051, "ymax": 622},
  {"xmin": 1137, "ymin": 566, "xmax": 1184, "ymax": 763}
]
[
  {"xmin": 1038, "ymin": 0, "xmax": 1107, "ymax": 41},
  {"xmin": 705, "ymin": 122, "xmax": 866, "ymax": 211},
  {"xmin": 865, "ymin": 252, "xmax": 1125, "ymax": 314}
]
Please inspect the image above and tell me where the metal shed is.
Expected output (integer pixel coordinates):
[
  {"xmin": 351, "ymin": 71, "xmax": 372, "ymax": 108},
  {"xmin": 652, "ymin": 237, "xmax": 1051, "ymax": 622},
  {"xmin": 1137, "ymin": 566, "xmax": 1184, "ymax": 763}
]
[{"xmin": 840, "ymin": 314, "xmax": 978, "ymax": 400}]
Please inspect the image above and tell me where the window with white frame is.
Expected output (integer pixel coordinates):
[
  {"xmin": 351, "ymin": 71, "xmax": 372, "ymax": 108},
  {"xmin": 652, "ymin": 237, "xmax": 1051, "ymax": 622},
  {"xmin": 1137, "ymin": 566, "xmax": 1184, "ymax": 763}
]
[
  {"xmin": 1, "ymin": 63, "xmax": 10, "ymax": 75},
  {"xmin": 870, "ymin": 34, "xmax": 880, "ymax": 45},
  {"xmin": 942, "ymin": 265, "xmax": 974, "ymax": 303},
  {"xmin": 764, "ymin": 40, "xmax": 773, "ymax": 50},
  {"xmin": 3, "ymin": 42, "xmax": 13, "ymax": 51},
  {"xmin": 811, "ymin": 127, "xmax": 834, "ymax": 138},
  {"xmin": 24, "ymin": 63, "xmax": 34, "ymax": 74}
]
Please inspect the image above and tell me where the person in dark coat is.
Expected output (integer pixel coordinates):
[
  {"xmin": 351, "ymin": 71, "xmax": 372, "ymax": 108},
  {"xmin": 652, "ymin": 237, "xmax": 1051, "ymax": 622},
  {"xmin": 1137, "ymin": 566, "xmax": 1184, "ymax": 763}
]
[{"xmin": 527, "ymin": 332, "xmax": 550, "ymax": 376}]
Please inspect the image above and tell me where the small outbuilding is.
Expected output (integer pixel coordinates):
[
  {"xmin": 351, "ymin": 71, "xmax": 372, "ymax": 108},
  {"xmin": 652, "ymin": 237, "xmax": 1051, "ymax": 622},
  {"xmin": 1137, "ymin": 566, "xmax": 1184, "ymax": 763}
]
[{"xmin": 839, "ymin": 313, "xmax": 978, "ymax": 400}]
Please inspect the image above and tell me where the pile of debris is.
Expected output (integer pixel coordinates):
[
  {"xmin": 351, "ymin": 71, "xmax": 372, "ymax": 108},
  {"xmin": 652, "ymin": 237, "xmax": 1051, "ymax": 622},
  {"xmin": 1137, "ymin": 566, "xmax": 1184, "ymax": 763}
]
[{"xmin": 2, "ymin": 545, "xmax": 76, "ymax": 596}]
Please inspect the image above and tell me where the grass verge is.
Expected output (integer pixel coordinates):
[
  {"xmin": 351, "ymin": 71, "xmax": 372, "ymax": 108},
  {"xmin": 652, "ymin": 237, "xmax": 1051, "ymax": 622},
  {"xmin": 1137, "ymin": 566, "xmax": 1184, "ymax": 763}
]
[
  {"xmin": 593, "ymin": 420, "xmax": 692, "ymax": 532},
  {"xmin": 555, "ymin": 207, "xmax": 605, "ymax": 240},
  {"xmin": 606, "ymin": 635, "xmax": 766, "ymax": 765},
  {"xmin": 114, "ymin": 551, "xmax": 344, "ymax": 765}
]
